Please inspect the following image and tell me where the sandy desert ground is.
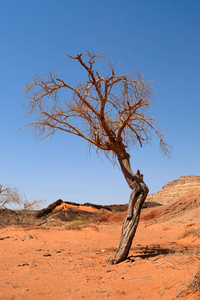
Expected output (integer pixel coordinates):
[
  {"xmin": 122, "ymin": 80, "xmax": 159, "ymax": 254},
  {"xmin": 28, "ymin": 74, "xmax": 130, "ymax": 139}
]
[{"xmin": 1, "ymin": 202, "xmax": 200, "ymax": 300}]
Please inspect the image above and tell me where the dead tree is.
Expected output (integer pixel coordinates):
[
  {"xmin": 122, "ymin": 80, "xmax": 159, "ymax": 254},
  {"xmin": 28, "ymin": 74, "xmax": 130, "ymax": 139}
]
[
  {"xmin": 0, "ymin": 184, "xmax": 21, "ymax": 209},
  {"xmin": 24, "ymin": 52, "xmax": 170, "ymax": 264}
]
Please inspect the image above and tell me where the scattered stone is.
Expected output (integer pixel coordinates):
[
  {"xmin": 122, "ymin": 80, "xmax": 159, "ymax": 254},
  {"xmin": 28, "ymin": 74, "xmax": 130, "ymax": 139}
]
[
  {"xmin": 0, "ymin": 236, "xmax": 11, "ymax": 240},
  {"xmin": 12, "ymin": 285, "xmax": 19, "ymax": 289},
  {"xmin": 29, "ymin": 235, "xmax": 33, "ymax": 239},
  {"xmin": 55, "ymin": 251, "xmax": 62, "ymax": 253},
  {"xmin": 43, "ymin": 253, "xmax": 51, "ymax": 257},
  {"xmin": 18, "ymin": 262, "xmax": 29, "ymax": 267},
  {"xmin": 36, "ymin": 249, "xmax": 42, "ymax": 251}
]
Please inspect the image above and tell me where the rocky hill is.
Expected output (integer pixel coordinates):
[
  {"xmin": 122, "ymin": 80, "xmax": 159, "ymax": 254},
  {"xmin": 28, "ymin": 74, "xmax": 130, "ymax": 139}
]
[
  {"xmin": 1, "ymin": 175, "xmax": 199, "ymax": 227},
  {"xmin": 34, "ymin": 176, "xmax": 200, "ymax": 222},
  {"xmin": 147, "ymin": 175, "xmax": 200, "ymax": 205}
]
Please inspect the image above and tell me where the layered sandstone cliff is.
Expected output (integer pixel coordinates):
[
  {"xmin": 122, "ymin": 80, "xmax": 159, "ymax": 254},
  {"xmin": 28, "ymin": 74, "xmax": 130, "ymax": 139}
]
[{"xmin": 147, "ymin": 175, "xmax": 200, "ymax": 205}]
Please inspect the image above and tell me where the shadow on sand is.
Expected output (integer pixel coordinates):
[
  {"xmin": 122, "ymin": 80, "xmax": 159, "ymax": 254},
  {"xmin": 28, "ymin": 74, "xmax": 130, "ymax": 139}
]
[{"xmin": 126, "ymin": 242, "xmax": 196, "ymax": 262}]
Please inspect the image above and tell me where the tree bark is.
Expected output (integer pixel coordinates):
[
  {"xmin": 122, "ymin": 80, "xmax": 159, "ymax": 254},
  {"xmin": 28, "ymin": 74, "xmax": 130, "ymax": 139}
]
[{"xmin": 112, "ymin": 152, "xmax": 149, "ymax": 264}]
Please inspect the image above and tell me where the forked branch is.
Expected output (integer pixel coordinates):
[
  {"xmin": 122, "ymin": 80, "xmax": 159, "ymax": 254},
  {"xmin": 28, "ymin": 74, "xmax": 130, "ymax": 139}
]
[{"xmin": 24, "ymin": 52, "xmax": 171, "ymax": 162}]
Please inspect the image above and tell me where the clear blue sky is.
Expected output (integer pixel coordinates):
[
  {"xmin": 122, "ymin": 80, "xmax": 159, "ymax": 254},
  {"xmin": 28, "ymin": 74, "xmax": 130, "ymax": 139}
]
[{"xmin": 1, "ymin": 0, "xmax": 199, "ymax": 207}]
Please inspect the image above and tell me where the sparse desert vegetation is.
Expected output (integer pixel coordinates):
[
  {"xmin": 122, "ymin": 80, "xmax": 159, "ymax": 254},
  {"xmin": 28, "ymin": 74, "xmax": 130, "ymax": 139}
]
[
  {"xmin": 0, "ymin": 176, "xmax": 200, "ymax": 299},
  {"xmin": 1, "ymin": 1, "xmax": 199, "ymax": 299}
]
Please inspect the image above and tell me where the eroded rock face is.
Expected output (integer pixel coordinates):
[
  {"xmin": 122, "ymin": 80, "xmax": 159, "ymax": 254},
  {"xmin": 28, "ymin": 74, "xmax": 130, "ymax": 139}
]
[{"xmin": 147, "ymin": 176, "xmax": 200, "ymax": 205}]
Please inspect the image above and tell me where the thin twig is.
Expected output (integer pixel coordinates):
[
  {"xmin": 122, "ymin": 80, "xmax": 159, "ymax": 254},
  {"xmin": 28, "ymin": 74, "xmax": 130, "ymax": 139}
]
[
  {"xmin": 151, "ymin": 255, "xmax": 164, "ymax": 262},
  {"xmin": 124, "ymin": 275, "xmax": 151, "ymax": 280},
  {"xmin": 192, "ymin": 236, "xmax": 200, "ymax": 242},
  {"xmin": 154, "ymin": 259, "xmax": 171, "ymax": 266}
]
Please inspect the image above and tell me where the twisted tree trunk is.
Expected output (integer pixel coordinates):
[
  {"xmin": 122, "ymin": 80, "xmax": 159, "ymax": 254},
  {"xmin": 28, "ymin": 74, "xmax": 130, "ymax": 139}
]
[{"xmin": 112, "ymin": 151, "xmax": 149, "ymax": 264}]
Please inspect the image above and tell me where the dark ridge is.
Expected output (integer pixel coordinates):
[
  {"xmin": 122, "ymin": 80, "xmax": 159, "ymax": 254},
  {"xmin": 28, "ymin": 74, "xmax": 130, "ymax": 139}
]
[
  {"xmin": 83, "ymin": 201, "xmax": 162, "ymax": 212},
  {"xmin": 83, "ymin": 202, "xmax": 112, "ymax": 211},
  {"xmin": 35, "ymin": 199, "xmax": 163, "ymax": 219},
  {"xmin": 64, "ymin": 201, "xmax": 80, "ymax": 207},
  {"xmin": 35, "ymin": 199, "xmax": 63, "ymax": 218},
  {"xmin": 105, "ymin": 204, "xmax": 128, "ymax": 212},
  {"xmin": 143, "ymin": 201, "xmax": 162, "ymax": 209}
]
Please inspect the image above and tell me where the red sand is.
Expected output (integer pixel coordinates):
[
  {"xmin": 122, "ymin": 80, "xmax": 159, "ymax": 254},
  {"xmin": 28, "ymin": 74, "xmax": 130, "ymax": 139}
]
[{"xmin": 1, "ymin": 219, "xmax": 200, "ymax": 300}]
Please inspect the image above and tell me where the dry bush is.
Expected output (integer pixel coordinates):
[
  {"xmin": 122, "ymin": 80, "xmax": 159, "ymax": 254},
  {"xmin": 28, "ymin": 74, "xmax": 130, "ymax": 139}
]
[
  {"xmin": 176, "ymin": 269, "xmax": 200, "ymax": 298},
  {"xmin": 22, "ymin": 198, "xmax": 45, "ymax": 211},
  {"xmin": 0, "ymin": 184, "xmax": 21, "ymax": 209},
  {"xmin": 15, "ymin": 196, "xmax": 45, "ymax": 224},
  {"xmin": 65, "ymin": 219, "xmax": 99, "ymax": 231},
  {"xmin": 178, "ymin": 228, "xmax": 200, "ymax": 241},
  {"xmin": 0, "ymin": 184, "xmax": 45, "ymax": 226},
  {"xmin": 65, "ymin": 219, "xmax": 87, "ymax": 231},
  {"xmin": 188, "ymin": 270, "xmax": 200, "ymax": 294}
]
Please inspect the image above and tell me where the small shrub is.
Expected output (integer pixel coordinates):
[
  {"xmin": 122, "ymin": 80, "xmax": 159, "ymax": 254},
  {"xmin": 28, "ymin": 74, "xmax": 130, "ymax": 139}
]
[
  {"xmin": 176, "ymin": 269, "xmax": 200, "ymax": 298},
  {"xmin": 188, "ymin": 270, "xmax": 200, "ymax": 294},
  {"xmin": 178, "ymin": 228, "xmax": 200, "ymax": 240},
  {"xmin": 65, "ymin": 220, "xmax": 99, "ymax": 231},
  {"xmin": 0, "ymin": 184, "xmax": 21, "ymax": 209},
  {"xmin": 72, "ymin": 217, "xmax": 86, "ymax": 223},
  {"xmin": 0, "ymin": 184, "xmax": 45, "ymax": 226},
  {"xmin": 65, "ymin": 221, "xmax": 86, "ymax": 231}
]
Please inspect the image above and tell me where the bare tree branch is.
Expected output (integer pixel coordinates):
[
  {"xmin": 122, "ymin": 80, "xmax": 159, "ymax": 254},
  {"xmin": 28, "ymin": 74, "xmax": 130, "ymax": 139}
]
[
  {"xmin": 0, "ymin": 184, "xmax": 21, "ymax": 209},
  {"xmin": 24, "ymin": 52, "xmax": 171, "ymax": 161}
]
